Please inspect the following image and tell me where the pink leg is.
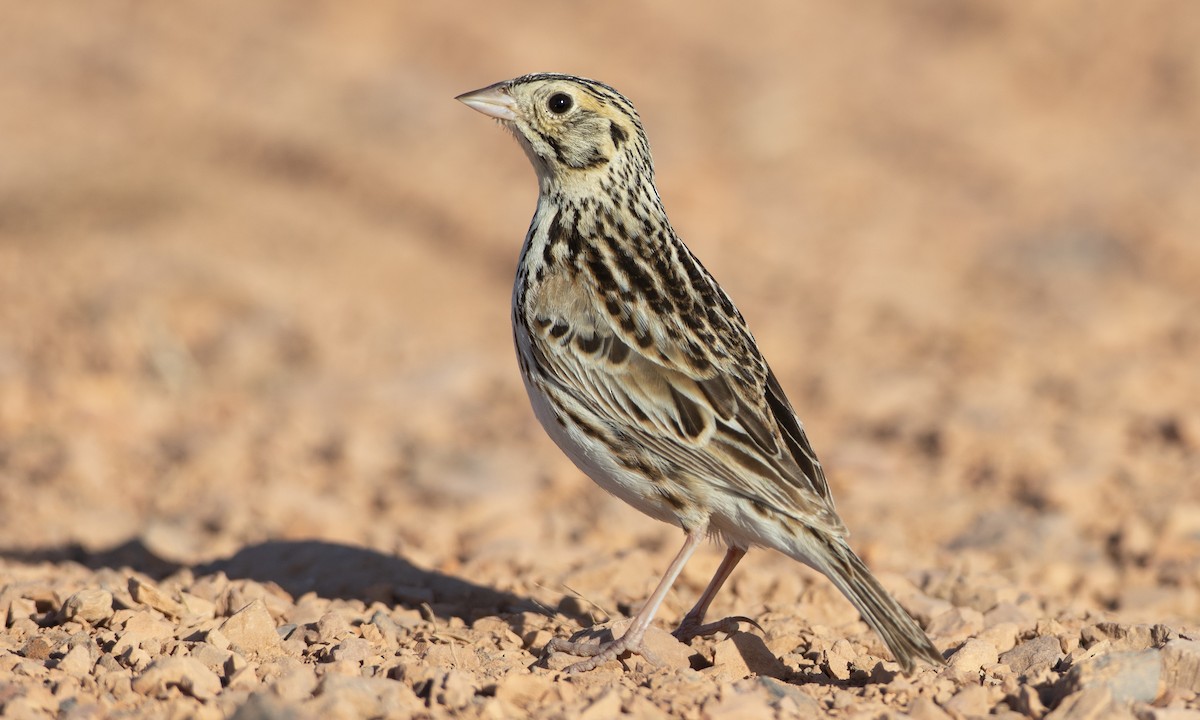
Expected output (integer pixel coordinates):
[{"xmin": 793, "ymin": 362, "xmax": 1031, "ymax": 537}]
[
  {"xmin": 547, "ymin": 527, "xmax": 706, "ymax": 673},
  {"xmin": 672, "ymin": 546, "xmax": 761, "ymax": 642}
]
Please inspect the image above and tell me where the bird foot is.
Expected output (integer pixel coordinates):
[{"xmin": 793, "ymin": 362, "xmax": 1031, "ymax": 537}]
[
  {"xmin": 672, "ymin": 615, "xmax": 763, "ymax": 643},
  {"xmin": 544, "ymin": 629, "xmax": 658, "ymax": 673}
]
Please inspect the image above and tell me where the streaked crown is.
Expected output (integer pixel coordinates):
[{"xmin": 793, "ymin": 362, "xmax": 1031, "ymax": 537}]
[{"xmin": 457, "ymin": 73, "xmax": 652, "ymax": 184}]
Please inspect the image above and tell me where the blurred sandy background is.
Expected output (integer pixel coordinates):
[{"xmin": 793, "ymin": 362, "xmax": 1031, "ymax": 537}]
[{"xmin": 1, "ymin": 1, "xmax": 1199, "ymax": 715}]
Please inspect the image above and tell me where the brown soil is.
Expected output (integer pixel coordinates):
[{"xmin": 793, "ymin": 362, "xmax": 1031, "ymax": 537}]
[{"xmin": 1, "ymin": 2, "xmax": 1198, "ymax": 718}]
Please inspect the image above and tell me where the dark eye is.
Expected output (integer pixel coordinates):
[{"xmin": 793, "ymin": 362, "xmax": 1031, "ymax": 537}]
[{"xmin": 548, "ymin": 93, "xmax": 573, "ymax": 114}]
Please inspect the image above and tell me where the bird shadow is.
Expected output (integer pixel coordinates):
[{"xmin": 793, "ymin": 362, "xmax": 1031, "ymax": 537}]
[{"xmin": 0, "ymin": 537, "xmax": 536, "ymax": 623}]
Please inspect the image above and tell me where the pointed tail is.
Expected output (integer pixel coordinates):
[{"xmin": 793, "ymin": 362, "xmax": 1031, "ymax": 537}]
[{"xmin": 799, "ymin": 532, "xmax": 944, "ymax": 673}]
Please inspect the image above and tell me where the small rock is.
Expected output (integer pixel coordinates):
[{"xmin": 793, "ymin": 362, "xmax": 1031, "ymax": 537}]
[
  {"xmin": 1045, "ymin": 686, "xmax": 1120, "ymax": 720},
  {"xmin": 977, "ymin": 622, "xmax": 1019, "ymax": 654},
  {"xmin": 579, "ymin": 688, "xmax": 622, "ymax": 720},
  {"xmin": 1012, "ymin": 684, "xmax": 1047, "ymax": 716},
  {"xmin": 948, "ymin": 638, "xmax": 998, "ymax": 672},
  {"xmin": 264, "ymin": 661, "xmax": 318, "ymax": 701},
  {"xmin": 56, "ymin": 644, "xmax": 95, "ymax": 675},
  {"xmin": 1000, "ymin": 636, "xmax": 1064, "ymax": 676},
  {"xmin": 983, "ymin": 602, "xmax": 1035, "ymax": 628},
  {"xmin": 179, "ymin": 593, "xmax": 217, "ymax": 620},
  {"xmin": 122, "ymin": 610, "xmax": 174, "ymax": 640},
  {"xmin": 20, "ymin": 637, "xmax": 56, "ymax": 661},
  {"xmin": 1063, "ymin": 650, "xmax": 1161, "ymax": 704},
  {"xmin": 494, "ymin": 672, "xmax": 554, "ymax": 705},
  {"xmin": 907, "ymin": 695, "xmax": 953, "ymax": 720},
  {"xmin": 756, "ymin": 677, "xmax": 822, "ymax": 714},
  {"xmin": 117, "ymin": 646, "xmax": 153, "ymax": 672},
  {"xmin": 131, "ymin": 657, "xmax": 222, "ymax": 700},
  {"xmin": 128, "ymin": 577, "xmax": 185, "ymax": 618},
  {"xmin": 312, "ymin": 674, "xmax": 418, "ymax": 720},
  {"xmin": 230, "ymin": 692, "xmax": 293, "ymax": 720},
  {"xmin": 329, "ymin": 637, "xmax": 372, "ymax": 665},
  {"xmin": 822, "ymin": 639, "xmax": 856, "ymax": 681},
  {"xmin": 903, "ymin": 592, "xmax": 954, "ymax": 626},
  {"xmin": 1161, "ymin": 639, "xmax": 1200, "ymax": 693},
  {"xmin": 220, "ymin": 600, "xmax": 282, "ymax": 657},
  {"xmin": 711, "ymin": 632, "xmax": 788, "ymax": 679},
  {"xmin": 7, "ymin": 597, "xmax": 38, "ymax": 627},
  {"xmin": 1081, "ymin": 623, "xmax": 1173, "ymax": 652},
  {"xmin": 189, "ymin": 644, "xmax": 235, "ymax": 675},
  {"xmin": 206, "ymin": 628, "xmax": 231, "ymax": 651},
  {"xmin": 59, "ymin": 589, "xmax": 114, "ymax": 625},
  {"xmin": 637, "ymin": 624, "xmax": 693, "ymax": 670},
  {"xmin": 926, "ymin": 607, "xmax": 984, "ymax": 641},
  {"xmin": 315, "ymin": 612, "xmax": 353, "ymax": 643},
  {"xmin": 436, "ymin": 669, "xmax": 477, "ymax": 709},
  {"xmin": 943, "ymin": 685, "xmax": 991, "ymax": 717}
]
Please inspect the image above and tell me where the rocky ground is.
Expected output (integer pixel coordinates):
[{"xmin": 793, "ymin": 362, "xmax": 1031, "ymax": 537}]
[{"xmin": 2, "ymin": 2, "xmax": 1199, "ymax": 718}]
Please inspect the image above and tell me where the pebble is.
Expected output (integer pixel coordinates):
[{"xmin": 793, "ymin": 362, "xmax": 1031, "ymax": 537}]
[
  {"xmin": 311, "ymin": 674, "xmax": 419, "ymax": 720},
  {"xmin": 1162, "ymin": 639, "xmax": 1200, "ymax": 693},
  {"xmin": 907, "ymin": 695, "xmax": 953, "ymax": 720},
  {"xmin": 1000, "ymin": 636, "xmax": 1064, "ymax": 676},
  {"xmin": 1045, "ymin": 686, "xmax": 1120, "ymax": 720},
  {"xmin": 494, "ymin": 672, "xmax": 555, "ymax": 705},
  {"xmin": 977, "ymin": 622, "xmax": 1019, "ymax": 654},
  {"xmin": 131, "ymin": 657, "xmax": 222, "ymax": 700},
  {"xmin": 189, "ymin": 643, "xmax": 235, "ymax": 675},
  {"xmin": 943, "ymin": 684, "xmax": 992, "ymax": 717},
  {"xmin": 710, "ymin": 632, "xmax": 788, "ymax": 680},
  {"xmin": 1063, "ymin": 649, "xmax": 1162, "ymax": 704},
  {"xmin": 926, "ymin": 607, "xmax": 985, "ymax": 641},
  {"xmin": 328, "ymin": 637, "xmax": 372, "ymax": 665},
  {"xmin": 948, "ymin": 638, "xmax": 998, "ymax": 672},
  {"xmin": 315, "ymin": 612, "xmax": 354, "ymax": 643},
  {"xmin": 129, "ymin": 577, "xmax": 185, "ymax": 618},
  {"xmin": 56, "ymin": 643, "xmax": 95, "ymax": 675},
  {"xmin": 578, "ymin": 688, "xmax": 623, "ymax": 720},
  {"xmin": 220, "ymin": 600, "xmax": 282, "ymax": 657},
  {"xmin": 58, "ymin": 589, "xmax": 114, "ymax": 625}
]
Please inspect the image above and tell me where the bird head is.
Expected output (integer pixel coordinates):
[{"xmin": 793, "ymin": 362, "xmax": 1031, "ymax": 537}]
[{"xmin": 457, "ymin": 73, "xmax": 651, "ymax": 190}]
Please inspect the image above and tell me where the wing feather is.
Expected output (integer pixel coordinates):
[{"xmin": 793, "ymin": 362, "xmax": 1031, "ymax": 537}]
[{"xmin": 524, "ymin": 269, "xmax": 844, "ymax": 535}]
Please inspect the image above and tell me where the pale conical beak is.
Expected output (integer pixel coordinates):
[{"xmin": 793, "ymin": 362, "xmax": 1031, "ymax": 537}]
[{"xmin": 455, "ymin": 82, "xmax": 520, "ymax": 121}]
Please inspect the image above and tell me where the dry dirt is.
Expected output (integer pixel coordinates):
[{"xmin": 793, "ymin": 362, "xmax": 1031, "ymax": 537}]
[{"xmin": 2, "ymin": 2, "xmax": 1199, "ymax": 719}]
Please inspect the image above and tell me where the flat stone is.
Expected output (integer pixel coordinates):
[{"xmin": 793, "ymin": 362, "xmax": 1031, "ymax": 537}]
[
  {"xmin": 315, "ymin": 612, "xmax": 353, "ymax": 643},
  {"xmin": 1063, "ymin": 650, "xmax": 1161, "ymax": 704},
  {"xmin": 1161, "ymin": 638, "xmax": 1200, "ymax": 693},
  {"xmin": 494, "ymin": 671, "xmax": 555, "ymax": 705},
  {"xmin": 943, "ymin": 684, "xmax": 991, "ymax": 717},
  {"xmin": 908, "ymin": 695, "xmax": 953, "ymax": 720},
  {"xmin": 977, "ymin": 622, "xmax": 1019, "ymax": 654},
  {"xmin": 328, "ymin": 637, "xmax": 373, "ymax": 665},
  {"xmin": 129, "ymin": 577, "xmax": 185, "ymax": 618},
  {"xmin": 311, "ymin": 674, "xmax": 419, "ymax": 720},
  {"xmin": 55, "ymin": 644, "xmax": 95, "ymax": 675},
  {"xmin": 1081, "ymin": 623, "xmax": 1173, "ymax": 652},
  {"xmin": 1044, "ymin": 687, "xmax": 1124, "ymax": 720},
  {"xmin": 711, "ymin": 632, "xmax": 788, "ymax": 680},
  {"xmin": 131, "ymin": 657, "xmax": 222, "ymax": 700},
  {"xmin": 948, "ymin": 638, "xmax": 998, "ymax": 672},
  {"xmin": 579, "ymin": 688, "xmax": 622, "ymax": 720},
  {"xmin": 1000, "ymin": 636, "xmax": 1064, "ymax": 676},
  {"xmin": 59, "ymin": 589, "xmax": 114, "ymax": 626},
  {"xmin": 189, "ymin": 643, "xmax": 235, "ymax": 675},
  {"xmin": 219, "ymin": 600, "xmax": 282, "ymax": 657},
  {"xmin": 926, "ymin": 607, "xmax": 985, "ymax": 641}
]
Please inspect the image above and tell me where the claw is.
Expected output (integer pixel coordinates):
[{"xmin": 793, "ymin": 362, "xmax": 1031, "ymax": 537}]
[
  {"xmin": 545, "ymin": 634, "xmax": 648, "ymax": 673},
  {"xmin": 672, "ymin": 615, "xmax": 763, "ymax": 643}
]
